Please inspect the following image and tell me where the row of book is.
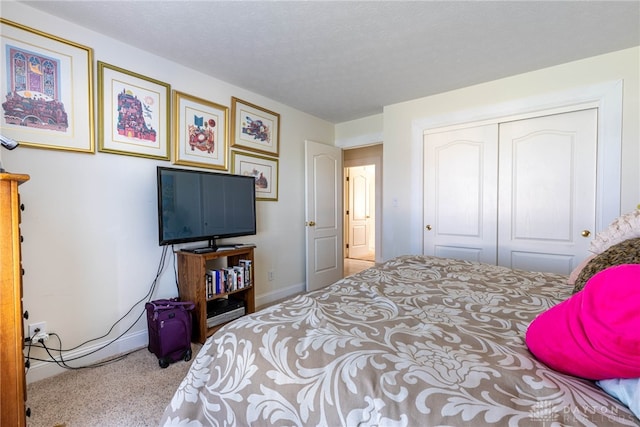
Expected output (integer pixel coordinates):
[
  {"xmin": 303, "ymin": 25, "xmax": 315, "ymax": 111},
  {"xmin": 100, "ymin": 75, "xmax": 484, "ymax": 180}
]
[{"xmin": 206, "ymin": 259, "xmax": 252, "ymax": 298}]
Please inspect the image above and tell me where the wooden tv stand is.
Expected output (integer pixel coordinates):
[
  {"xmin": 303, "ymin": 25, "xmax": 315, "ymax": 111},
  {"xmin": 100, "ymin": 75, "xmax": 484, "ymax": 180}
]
[{"xmin": 176, "ymin": 247, "xmax": 255, "ymax": 344}]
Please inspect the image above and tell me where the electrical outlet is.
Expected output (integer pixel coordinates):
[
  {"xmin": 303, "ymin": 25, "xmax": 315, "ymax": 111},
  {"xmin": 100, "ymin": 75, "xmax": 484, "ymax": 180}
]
[
  {"xmin": 268, "ymin": 271, "xmax": 274, "ymax": 281},
  {"xmin": 28, "ymin": 321, "xmax": 47, "ymax": 339}
]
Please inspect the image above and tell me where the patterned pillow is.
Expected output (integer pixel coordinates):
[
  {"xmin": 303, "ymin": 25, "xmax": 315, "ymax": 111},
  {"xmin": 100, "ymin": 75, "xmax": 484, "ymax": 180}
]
[
  {"xmin": 589, "ymin": 209, "xmax": 640, "ymax": 254},
  {"xmin": 573, "ymin": 237, "xmax": 640, "ymax": 293}
]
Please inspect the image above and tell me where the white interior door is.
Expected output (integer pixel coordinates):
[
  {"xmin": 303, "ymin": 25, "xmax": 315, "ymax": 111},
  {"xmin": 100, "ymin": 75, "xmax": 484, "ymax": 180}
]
[
  {"xmin": 347, "ymin": 165, "xmax": 375, "ymax": 261},
  {"xmin": 305, "ymin": 140, "xmax": 343, "ymax": 291},
  {"xmin": 498, "ymin": 109, "xmax": 597, "ymax": 274},
  {"xmin": 423, "ymin": 124, "xmax": 499, "ymax": 264}
]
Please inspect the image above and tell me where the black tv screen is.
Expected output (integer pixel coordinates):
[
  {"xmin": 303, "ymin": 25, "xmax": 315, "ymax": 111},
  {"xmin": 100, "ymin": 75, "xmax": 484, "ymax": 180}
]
[{"xmin": 157, "ymin": 166, "xmax": 256, "ymax": 247}]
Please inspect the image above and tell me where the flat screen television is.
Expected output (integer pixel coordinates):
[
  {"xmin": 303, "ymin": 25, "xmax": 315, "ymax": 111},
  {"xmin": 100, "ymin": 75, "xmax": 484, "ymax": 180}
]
[{"xmin": 157, "ymin": 166, "xmax": 256, "ymax": 251}]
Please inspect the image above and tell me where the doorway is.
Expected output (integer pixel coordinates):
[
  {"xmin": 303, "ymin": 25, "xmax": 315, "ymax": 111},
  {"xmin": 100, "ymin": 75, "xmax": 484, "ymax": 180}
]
[
  {"xmin": 345, "ymin": 165, "xmax": 375, "ymax": 261},
  {"xmin": 343, "ymin": 144, "xmax": 382, "ymax": 275}
]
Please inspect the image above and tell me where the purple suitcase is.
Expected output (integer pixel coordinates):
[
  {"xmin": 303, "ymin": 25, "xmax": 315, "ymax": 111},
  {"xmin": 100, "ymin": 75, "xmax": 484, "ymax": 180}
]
[{"xmin": 145, "ymin": 299, "xmax": 195, "ymax": 368}]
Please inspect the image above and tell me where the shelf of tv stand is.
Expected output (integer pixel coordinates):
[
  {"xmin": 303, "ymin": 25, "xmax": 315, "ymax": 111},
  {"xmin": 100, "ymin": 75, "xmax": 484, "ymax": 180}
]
[{"xmin": 176, "ymin": 246, "xmax": 255, "ymax": 344}]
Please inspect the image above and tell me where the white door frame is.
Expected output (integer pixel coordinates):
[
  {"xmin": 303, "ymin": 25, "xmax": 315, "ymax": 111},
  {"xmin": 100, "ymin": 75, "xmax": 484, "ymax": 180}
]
[
  {"xmin": 414, "ymin": 80, "xmax": 623, "ymax": 245},
  {"xmin": 344, "ymin": 151, "xmax": 383, "ymax": 263}
]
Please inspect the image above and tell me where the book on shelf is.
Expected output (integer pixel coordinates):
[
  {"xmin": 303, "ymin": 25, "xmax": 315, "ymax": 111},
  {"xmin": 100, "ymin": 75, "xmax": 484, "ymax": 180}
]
[
  {"xmin": 205, "ymin": 271, "xmax": 213, "ymax": 298},
  {"xmin": 233, "ymin": 266, "xmax": 244, "ymax": 289},
  {"xmin": 215, "ymin": 270, "xmax": 222, "ymax": 294},
  {"xmin": 239, "ymin": 259, "xmax": 252, "ymax": 283},
  {"xmin": 205, "ymin": 261, "xmax": 252, "ymax": 297},
  {"xmin": 222, "ymin": 267, "xmax": 235, "ymax": 292}
]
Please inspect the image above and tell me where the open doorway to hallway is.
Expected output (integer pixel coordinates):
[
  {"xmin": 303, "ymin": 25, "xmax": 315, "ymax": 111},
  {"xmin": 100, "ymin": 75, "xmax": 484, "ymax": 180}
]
[
  {"xmin": 345, "ymin": 164, "xmax": 376, "ymax": 261},
  {"xmin": 343, "ymin": 144, "xmax": 382, "ymax": 276}
]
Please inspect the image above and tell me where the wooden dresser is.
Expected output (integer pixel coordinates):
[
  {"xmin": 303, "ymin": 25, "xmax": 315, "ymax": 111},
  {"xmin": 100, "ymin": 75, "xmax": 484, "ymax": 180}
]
[{"xmin": 0, "ymin": 172, "xmax": 30, "ymax": 427}]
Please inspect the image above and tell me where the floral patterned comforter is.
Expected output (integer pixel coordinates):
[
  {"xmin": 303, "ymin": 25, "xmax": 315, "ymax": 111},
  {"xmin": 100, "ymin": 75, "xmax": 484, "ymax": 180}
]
[{"xmin": 160, "ymin": 255, "xmax": 638, "ymax": 426}]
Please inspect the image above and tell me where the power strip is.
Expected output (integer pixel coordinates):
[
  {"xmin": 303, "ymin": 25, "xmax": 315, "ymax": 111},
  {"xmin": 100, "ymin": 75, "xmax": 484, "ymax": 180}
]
[{"xmin": 32, "ymin": 332, "xmax": 49, "ymax": 342}]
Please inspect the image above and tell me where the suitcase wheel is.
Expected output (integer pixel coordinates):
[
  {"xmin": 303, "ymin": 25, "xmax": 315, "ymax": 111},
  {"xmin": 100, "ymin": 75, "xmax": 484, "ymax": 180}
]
[
  {"xmin": 159, "ymin": 357, "xmax": 170, "ymax": 369},
  {"xmin": 184, "ymin": 349, "xmax": 192, "ymax": 362}
]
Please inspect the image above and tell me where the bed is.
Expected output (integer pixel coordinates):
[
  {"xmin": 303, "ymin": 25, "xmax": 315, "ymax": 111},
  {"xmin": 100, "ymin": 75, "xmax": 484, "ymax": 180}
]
[{"xmin": 160, "ymin": 253, "xmax": 639, "ymax": 426}]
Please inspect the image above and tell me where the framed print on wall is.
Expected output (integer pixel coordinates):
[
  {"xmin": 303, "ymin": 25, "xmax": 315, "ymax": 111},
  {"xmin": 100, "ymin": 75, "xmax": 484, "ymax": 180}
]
[
  {"xmin": 232, "ymin": 151, "xmax": 279, "ymax": 201},
  {"xmin": 230, "ymin": 97, "xmax": 280, "ymax": 156},
  {"xmin": 173, "ymin": 90, "xmax": 228, "ymax": 170},
  {"xmin": 97, "ymin": 61, "xmax": 170, "ymax": 160},
  {"xmin": 0, "ymin": 18, "xmax": 95, "ymax": 153}
]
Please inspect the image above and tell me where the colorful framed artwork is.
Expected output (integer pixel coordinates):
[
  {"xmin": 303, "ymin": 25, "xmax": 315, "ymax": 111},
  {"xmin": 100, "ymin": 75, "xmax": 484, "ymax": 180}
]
[
  {"xmin": 0, "ymin": 19, "xmax": 94, "ymax": 153},
  {"xmin": 173, "ymin": 91, "xmax": 228, "ymax": 170},
  {"xmin": 97, "ymin": 61, "xmax": 170, "ymax": 160},
  {"xmin": 232, "ymin": 151, "xmax": 279, "ymax": 201},
  {"xmin": 230, "ymin": 97, "xmax": 280, "ymax": 156}
]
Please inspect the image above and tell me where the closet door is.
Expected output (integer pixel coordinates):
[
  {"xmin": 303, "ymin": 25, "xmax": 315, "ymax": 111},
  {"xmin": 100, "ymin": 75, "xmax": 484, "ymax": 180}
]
[
  {"xmin": 423, "ymin": 125, "xmax": 499, "ymax": 264},
  {"xmin": 498, "ymin": 109, "xmax": 597, "ymax": 274}
]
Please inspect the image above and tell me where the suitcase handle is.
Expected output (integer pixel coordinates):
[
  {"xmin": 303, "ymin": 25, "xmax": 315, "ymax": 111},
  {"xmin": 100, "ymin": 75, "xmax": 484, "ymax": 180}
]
[{"xmin": 147, "ymin": 299, "xmax": 195, "ymax": 312}]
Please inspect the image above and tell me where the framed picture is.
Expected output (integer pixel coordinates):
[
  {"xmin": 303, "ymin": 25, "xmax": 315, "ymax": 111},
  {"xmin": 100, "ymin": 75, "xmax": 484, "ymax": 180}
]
[
  {"xmin": 232, "ymin": 151, "xmax": 279, "ymax": 201},
  {"xmin": 231, "ymin": 97, "xmax": 280, "ymax": 156},
  {"xmin": 173, "ymin": 91, "xmax": 228, "ymax": 170},
  {"xmin": 0, "ymin": 19, "xmax": 94, "ymax": 153},
  {"xmin": 97, "ymin": 61, "xmax": 170, "ymax": 160}
]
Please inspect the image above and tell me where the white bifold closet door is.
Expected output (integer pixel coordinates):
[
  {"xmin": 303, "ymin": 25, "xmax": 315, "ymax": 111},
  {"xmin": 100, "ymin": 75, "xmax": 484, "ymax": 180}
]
[
  {"xmin": 424, "ymin": 124, "xmax": 499, "ymax": 265},
  {"xmin": 424, "ymin": 108, "xmax": 597, "ymax": 274}
]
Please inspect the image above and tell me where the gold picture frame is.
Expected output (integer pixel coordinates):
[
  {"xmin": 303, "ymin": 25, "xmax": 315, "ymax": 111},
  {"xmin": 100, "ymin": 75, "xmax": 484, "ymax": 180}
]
[
  {"xmin": 173, "ymin": 91, "xmax": 228, "ymax": 170},
  {"xmin": 230, "ymin": 97, "xmax": 280, "ymax": 156},
  {"xmin": 97, "ymin": 61, "xmax": 171, "ymax": 160},
  {"xmin": 0, "ymin": 19, "xmax": 94, "ymax": 153},
  {"xmin": 232, "ymin": 150, "xmax": 279, "ymax": 201}
]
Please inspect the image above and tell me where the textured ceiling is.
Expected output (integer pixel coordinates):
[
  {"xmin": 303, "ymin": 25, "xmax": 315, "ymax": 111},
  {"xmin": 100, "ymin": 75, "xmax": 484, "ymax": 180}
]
[{"xmin": 18, "ymin": 0, "xmax": 640, "ymax": 123}]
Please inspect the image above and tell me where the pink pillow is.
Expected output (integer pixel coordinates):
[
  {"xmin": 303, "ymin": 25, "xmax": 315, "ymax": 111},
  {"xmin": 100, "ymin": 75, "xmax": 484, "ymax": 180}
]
[
  {"xmin": 526, "ymin": 264, "xmax": 640, "ymax": 380},
  {"xmin": 567, "ymin": 254, "xmax": 596, "ymax": 285}
]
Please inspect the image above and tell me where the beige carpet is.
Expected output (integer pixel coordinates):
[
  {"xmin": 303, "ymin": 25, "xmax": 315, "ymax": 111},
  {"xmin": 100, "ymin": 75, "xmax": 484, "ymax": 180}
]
[{"xmin": 26, "ymin": 344, "xmax": 200, "ymax": 427}]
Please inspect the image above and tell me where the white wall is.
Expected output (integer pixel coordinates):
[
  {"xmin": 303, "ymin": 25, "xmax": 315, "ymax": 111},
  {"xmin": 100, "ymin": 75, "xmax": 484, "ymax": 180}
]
[
  {"xmin": 335, "ymin": 114, "xmax": 383, "ymax": 148},
  {"xmin": 381, "ymin": 47, "xmax": 640, "ymax": 261},
  {"xmin": 2, "ymin": 2, "xmax": 334, "ymax": 382}
]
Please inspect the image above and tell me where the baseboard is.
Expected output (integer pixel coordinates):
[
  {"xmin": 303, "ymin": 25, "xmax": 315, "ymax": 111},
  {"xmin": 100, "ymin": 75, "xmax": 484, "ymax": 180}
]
[
  {"xmin": 255, "ymin": 281, "xmax": 306, "ymax": 310},
  {"xmin": 25, "ymin": 329, "xmax": 148, "ymax": 384}
]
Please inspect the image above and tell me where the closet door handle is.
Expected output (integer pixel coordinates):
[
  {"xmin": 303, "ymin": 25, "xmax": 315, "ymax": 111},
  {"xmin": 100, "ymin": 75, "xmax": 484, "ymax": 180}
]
[
  {"xmin": 581, "ymin": 230, "xmax": 591, "ymax": 237},
  {"xmin": 307, "ymin": 221, "xmax": 316, "ymax": 227},
  {"xmin": 425, "ymin": 224, "xmax": 432, "ymax": 231}
]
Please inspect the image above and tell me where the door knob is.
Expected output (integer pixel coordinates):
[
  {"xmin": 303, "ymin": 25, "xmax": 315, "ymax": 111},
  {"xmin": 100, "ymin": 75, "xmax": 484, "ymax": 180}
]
[
  {"xmin": 425, "ymin": 224, "xmax": 432, "ymax": 231},
  {"xmin": 581, "ymin": 230, "xmax": 591, "ymax": 237},
  {"xmin": 307, "ymin": 221, "xmax": 316, "ymax": 226}
]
